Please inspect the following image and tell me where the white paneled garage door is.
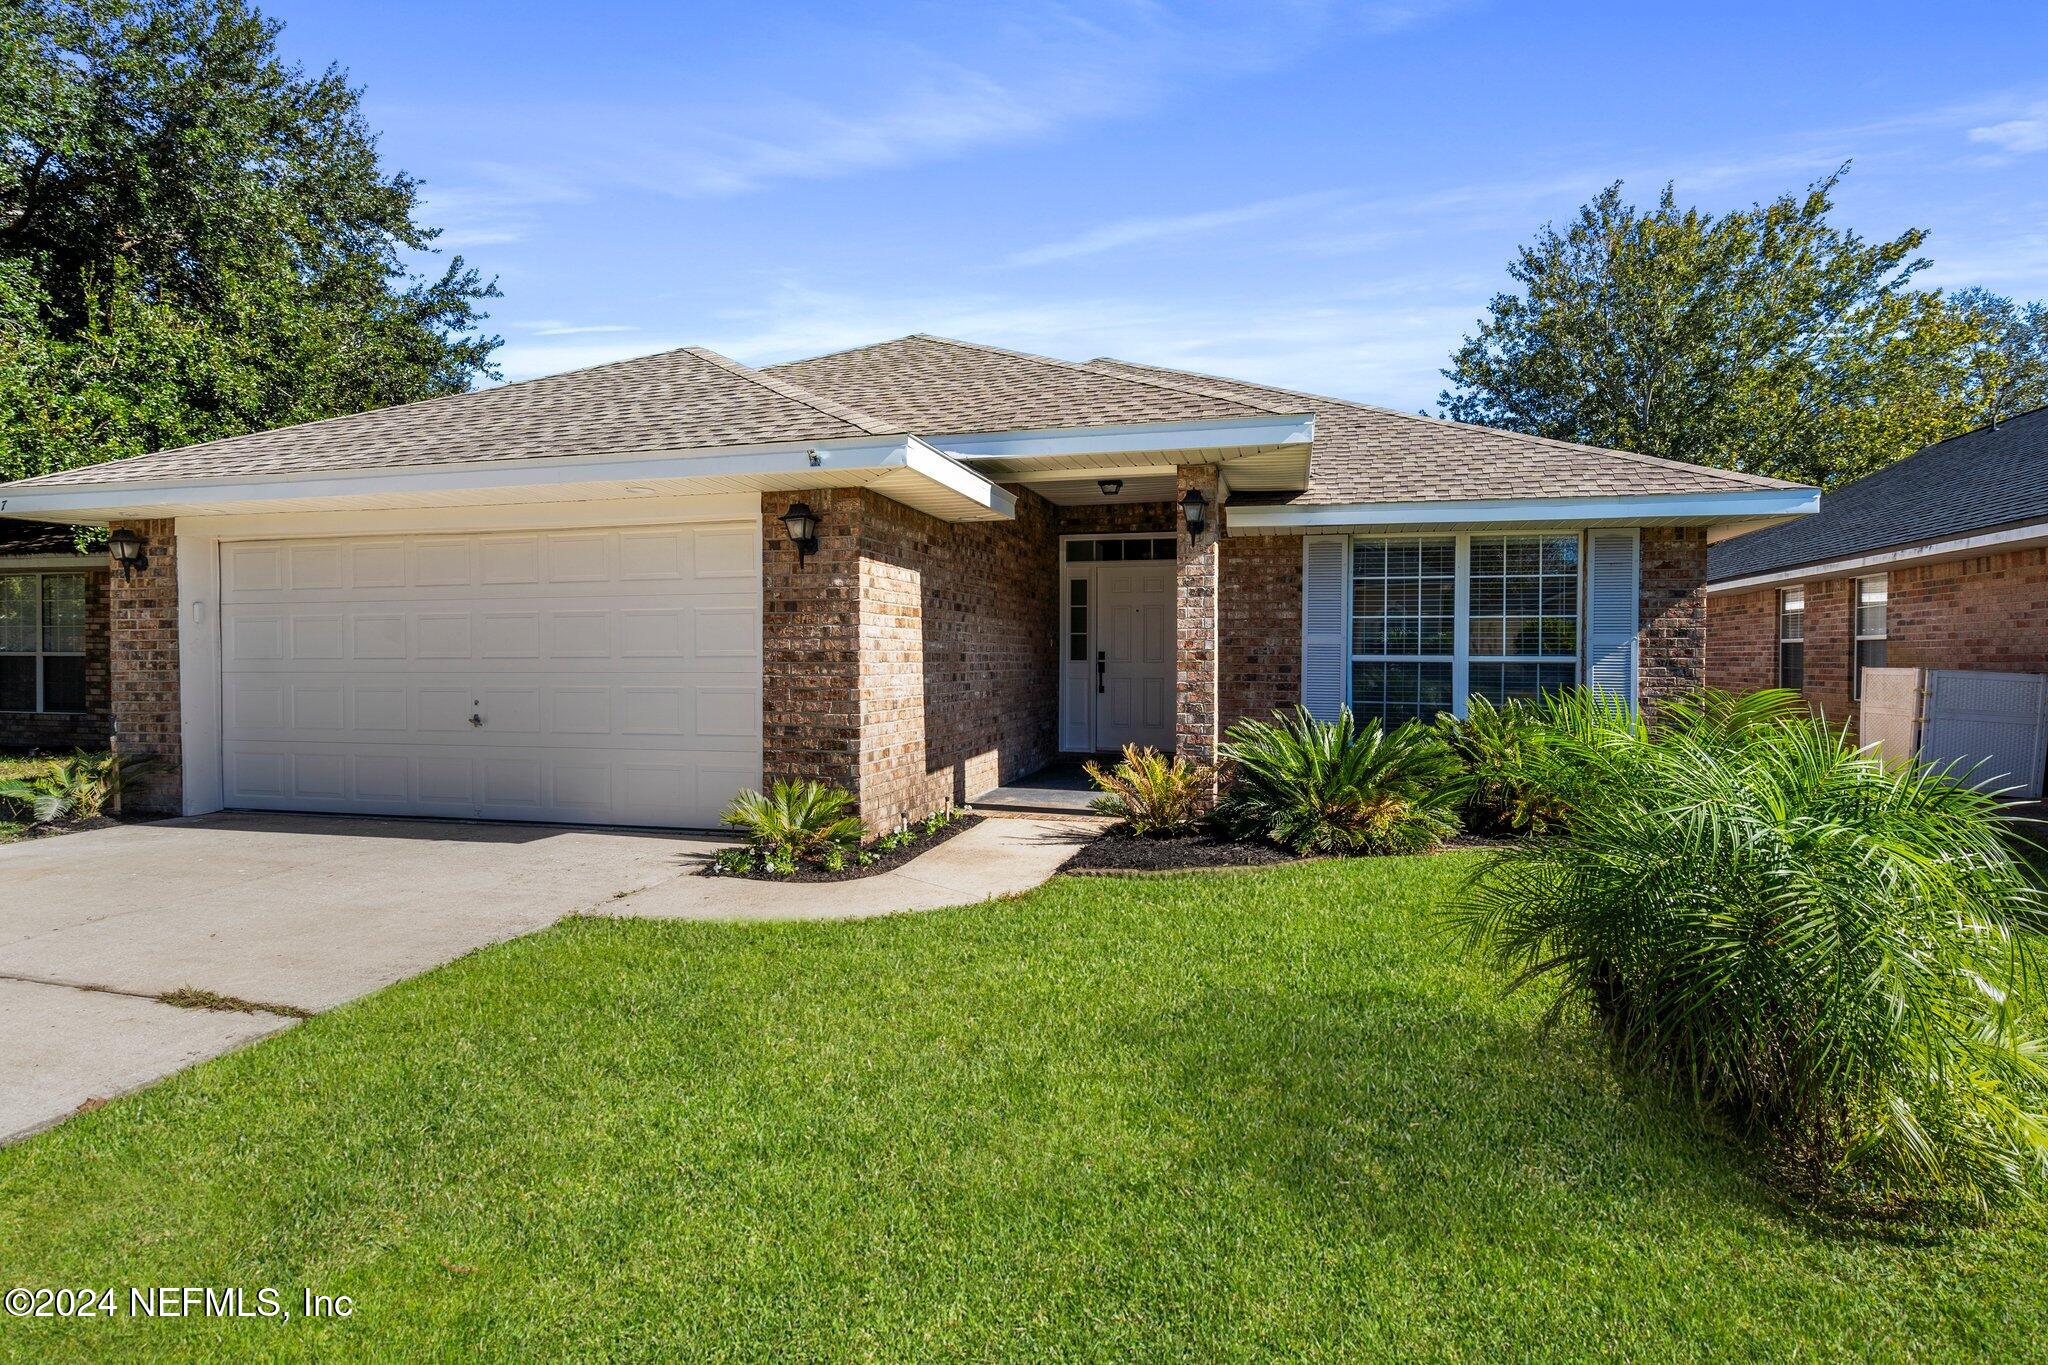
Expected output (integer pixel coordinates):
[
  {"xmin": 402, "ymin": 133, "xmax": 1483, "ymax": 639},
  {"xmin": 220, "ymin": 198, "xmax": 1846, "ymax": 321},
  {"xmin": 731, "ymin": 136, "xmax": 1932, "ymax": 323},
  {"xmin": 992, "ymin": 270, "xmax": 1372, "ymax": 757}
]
[{"xmin": 219, "ymin": 524, "xmax": 761, "ymax": 828}]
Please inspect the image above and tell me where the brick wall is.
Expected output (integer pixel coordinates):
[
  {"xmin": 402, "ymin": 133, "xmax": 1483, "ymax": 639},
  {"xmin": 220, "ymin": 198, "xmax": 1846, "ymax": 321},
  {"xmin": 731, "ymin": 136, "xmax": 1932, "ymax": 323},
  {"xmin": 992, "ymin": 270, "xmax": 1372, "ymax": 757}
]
[
  {"xmin": 1704, "ymin": 585, "xmax": 1777, "ymax": 696},
  {"xmin": 1057, "ymin": 501, "xmax": 1174, "ymax": 537},
  {"xmin": 107, "ymin": 519, "xmax": 181, "ymax": 815},
  {"xmin": 760, "ymin": 487, "xmax": 1059, "ymax": 830},
  {"xmin": 1219, "ymin": 533, "xmax": 1301, "ymax": 731},
  {"xmin": 1173, "ymin": 466, "xmax": 1222, "ymax": 767},
  {"xmin": 1638, "ymin": 526, "xmax": 1707, "ymax": 721},
  {"xmin": 0, "ymin": 563, "xmax": 112, "ymax": 751},
  {"xmin": 1708, "ymin": 543, "xmax": 2048, "ymax": 734}
]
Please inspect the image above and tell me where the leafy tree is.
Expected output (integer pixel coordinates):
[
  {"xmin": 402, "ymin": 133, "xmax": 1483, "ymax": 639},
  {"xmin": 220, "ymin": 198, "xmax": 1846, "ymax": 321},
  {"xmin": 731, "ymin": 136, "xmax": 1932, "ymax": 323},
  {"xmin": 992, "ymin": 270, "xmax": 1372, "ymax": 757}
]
[
  {"xmin": 0, "ymin": 0, "xmax": 498, "ymax": 484},
  {"xmin": 1438, "ymin": 170, "xmax": 2011, "ymax": 487},
  {"xmin": 1949, "ymin": 287, "xmax": 2048, "ymax": 427}
]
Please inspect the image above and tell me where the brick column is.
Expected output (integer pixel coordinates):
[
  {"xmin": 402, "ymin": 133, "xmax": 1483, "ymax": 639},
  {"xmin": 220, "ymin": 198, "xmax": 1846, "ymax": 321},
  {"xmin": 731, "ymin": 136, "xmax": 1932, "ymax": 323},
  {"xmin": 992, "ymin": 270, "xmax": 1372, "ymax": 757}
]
[
  {"xmin": 1636, "ymin": 526, "xmax": 1707, "ymax": 724},
  {"xmin": 107, "ymin": 518, "xmax": 182, "ymax": 815},
  {"xmin": 1174, "ymin": 466, "xmax": 1221, "ymax": 767},
  {"xmin": 760, "ymin": 490, "xmax": 864, "ymax": 797}
]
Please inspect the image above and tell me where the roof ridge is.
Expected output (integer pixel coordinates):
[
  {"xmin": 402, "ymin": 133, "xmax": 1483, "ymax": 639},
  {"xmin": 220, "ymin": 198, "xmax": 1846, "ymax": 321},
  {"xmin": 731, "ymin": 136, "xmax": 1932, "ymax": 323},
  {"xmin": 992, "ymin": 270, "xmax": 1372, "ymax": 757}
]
[
  {"xmin": 908, "ymin": 335, "xmax": 1291, "ymax": 415},
  {"xmin": 682, "ymin": 346, "xmax": 898, "ymax": 436},
  {"xmin": 1089, "ymin": 357, "xmax": 1805, "ymax": 493}
]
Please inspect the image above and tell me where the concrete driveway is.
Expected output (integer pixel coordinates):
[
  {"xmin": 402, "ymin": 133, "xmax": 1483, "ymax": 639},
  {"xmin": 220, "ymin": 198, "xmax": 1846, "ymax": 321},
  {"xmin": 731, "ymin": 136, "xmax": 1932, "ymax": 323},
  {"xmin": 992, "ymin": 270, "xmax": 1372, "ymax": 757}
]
[{"xmin": 0, "ymin": 812, "xmax": 719, "ymax": 1143}]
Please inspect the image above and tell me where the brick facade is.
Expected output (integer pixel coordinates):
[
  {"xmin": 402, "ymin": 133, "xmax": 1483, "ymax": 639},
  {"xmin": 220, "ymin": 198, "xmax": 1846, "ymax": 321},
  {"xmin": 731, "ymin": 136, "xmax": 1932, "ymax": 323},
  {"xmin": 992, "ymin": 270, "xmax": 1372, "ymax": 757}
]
[
  {"xmin": 1173, "ymin": 466, "xmax": 1222, "ymax": 768},
  {"xmin": 760, "ymin": 487, "xmax": 1060, "ymax": 830},
  {"xmin": 1637, "ymin": 526, "xmax": 1708, "ymax": 721},
  {"xmin": 1219, "ymin": 533, "xmax": 1301, "ymax": 732},
  {"xmin": 1708, "ymin": 542, "xmax": 2048, "ymax": 733},
  {"xmin": 0, "ymin": 562, "xmax": 112, "ymax": 751},
  {"xmin": 106, "ymin": 519, "xmax": 181, "ymax": 815}
]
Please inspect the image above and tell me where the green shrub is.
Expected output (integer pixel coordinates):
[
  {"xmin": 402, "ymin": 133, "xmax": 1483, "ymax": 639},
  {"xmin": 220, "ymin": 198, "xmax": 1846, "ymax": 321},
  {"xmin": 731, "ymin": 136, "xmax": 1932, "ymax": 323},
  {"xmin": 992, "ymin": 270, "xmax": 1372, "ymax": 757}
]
[
  {"xmin": 722, "ymin": 781, "xmax": 863, "ymax": 869},
  {"xmin": 1435, "ymin": 695, "xmax": 1565, "ymax": 835},
  {"xmin": 708, "ymin": 847, "xmax": 758, "ymax": 877},
  {"xmin": 1218, "ymin": 708, "xmax": 1460, "ymax": 855},
  {"xmin": 0, "ymin": 751, "xmax": 148, "ymax": 825},
  {"xmin": 1084, "ymin": 745, "xmax": 1214, "ymax": 836},
  {"xmin": 1455, "ymin": 688, "xmax": 2048, "ymax": 1213}
]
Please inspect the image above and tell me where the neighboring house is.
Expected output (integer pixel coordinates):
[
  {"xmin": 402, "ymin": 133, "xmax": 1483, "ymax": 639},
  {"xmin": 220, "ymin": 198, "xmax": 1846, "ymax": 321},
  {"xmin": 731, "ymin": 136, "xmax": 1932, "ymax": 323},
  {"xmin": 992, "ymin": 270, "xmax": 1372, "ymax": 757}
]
[
  {"xmin": 1707, "ymin": 406, "xmax": 2048, "ymax": 725},
  {"xmin": 0, "ymin": 521, "xmax": 111, "ymax": 752},
  {"xmin": 0, "ymin": 335, "xmax": 1813, "ymax": 829}
]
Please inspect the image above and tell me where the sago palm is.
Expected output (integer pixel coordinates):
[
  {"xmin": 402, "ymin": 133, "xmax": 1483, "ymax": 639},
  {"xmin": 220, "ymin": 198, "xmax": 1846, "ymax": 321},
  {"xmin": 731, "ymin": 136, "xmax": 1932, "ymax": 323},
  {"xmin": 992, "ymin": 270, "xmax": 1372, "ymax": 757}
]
[{"xmin": 1219, "ymin": 707, "xmax": 1461, "ymax": 855}]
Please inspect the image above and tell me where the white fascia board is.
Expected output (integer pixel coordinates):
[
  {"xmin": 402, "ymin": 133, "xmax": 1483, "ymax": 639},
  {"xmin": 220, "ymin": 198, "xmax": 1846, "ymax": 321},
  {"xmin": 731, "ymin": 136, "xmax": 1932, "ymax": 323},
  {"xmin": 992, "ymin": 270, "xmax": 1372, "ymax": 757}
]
[
  {"xmin": 1706, "ymin": 518, "xmax": 2048, "ymax": 594},
  {"xmin": 903, "ymin": 437, "xmax": 1016, "ymax": 518},
  {"xmin": 0, "ymin": 435, "xmax": 923, "ymax": 519},
  {"xmin": 1226, "ymin": 487, "xmax": 1820, "ymax": 534},
  {"xmin": 0, "ymin": 552, "xmax": 100, "ymax": 570},
  {"xmin": 927, "ymin": 413, "xmax": 1315, "ymax": 462}
]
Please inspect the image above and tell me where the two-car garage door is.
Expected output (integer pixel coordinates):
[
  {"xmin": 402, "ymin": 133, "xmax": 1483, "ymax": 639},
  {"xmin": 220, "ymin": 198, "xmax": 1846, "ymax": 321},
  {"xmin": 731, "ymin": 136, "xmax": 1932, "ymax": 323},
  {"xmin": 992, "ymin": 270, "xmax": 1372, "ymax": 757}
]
[{"xmin": 219, "ymin": 523, "xmax": 761, "ymax": 829}]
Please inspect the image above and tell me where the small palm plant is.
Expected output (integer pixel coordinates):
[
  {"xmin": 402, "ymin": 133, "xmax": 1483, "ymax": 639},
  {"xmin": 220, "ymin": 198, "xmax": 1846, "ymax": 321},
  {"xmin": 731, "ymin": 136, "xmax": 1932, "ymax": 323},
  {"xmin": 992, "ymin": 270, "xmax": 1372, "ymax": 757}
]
[
  {"xmin": 1218, "ymin": 707, "xmax": 1461, "ymax": 855},
  {"xmin": 1084, "ymin": 745, "xmax": 1214, "ymax": 836},
  {"xmin": 1435, "ymin": 695, "xmax": 1565, "ymax": 835},
  {"xmin": 1455, "ymin": 689, "xmax": 2048, "ymax": 1212},
  {"xmin": 0, "ymin": 752, "xmax": 151, "ymax": 825},
  {"xmin": 721, "ymin": 780, "xmax": 864, "ymax": 872}
]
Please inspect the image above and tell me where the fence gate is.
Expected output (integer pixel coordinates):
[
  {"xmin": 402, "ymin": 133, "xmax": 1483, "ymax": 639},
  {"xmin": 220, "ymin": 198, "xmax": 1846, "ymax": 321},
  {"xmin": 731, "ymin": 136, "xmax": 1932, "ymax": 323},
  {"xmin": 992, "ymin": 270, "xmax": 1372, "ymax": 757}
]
[{"xmin": 1920, "ymin": 669, "xmax": 2048, "ymax": 799}]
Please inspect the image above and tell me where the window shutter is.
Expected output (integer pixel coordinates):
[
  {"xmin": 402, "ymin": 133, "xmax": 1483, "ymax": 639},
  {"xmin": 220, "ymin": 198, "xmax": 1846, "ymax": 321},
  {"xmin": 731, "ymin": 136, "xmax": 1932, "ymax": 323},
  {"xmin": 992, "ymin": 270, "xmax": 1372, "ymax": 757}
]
[
  {"xmin": 1585, "ymin": 529, "xmax": 1640, "ymax": 706},
  {"xmin": 1301, "ymin": 535, "xmax": 1349, "ymax": 720}
]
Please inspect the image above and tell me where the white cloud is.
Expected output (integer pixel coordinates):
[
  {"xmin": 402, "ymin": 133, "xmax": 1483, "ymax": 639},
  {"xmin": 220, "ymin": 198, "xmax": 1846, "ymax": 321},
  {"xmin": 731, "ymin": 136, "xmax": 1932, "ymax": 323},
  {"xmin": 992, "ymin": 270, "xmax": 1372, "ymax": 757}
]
[
  {"xmin": 521, "ymin": 322, "xmax": 639, "ymax": 337},
  {"xmin": 1007, "ymin": 192, "xmax": 1344, "ymax": 266},
  {"xmin": 1970, "ymin": 104, "xmax": 2048, "ymax": 155}
]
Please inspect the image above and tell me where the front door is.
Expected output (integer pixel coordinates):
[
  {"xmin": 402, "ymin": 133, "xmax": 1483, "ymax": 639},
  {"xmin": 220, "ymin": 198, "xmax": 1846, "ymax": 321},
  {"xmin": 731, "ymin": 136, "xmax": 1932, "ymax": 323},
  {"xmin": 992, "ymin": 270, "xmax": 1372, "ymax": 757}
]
[{"xmin": 1084, "ymin": 560, "xmax": 1175, "ymax": 752}]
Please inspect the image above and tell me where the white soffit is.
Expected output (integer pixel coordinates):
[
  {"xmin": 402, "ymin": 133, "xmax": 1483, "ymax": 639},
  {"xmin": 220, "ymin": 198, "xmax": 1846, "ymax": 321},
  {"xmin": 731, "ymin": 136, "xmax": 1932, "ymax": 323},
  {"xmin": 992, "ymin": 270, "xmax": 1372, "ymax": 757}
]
[
  {"xmin": 0, "ymin": 436, "xmax": 1016, "ymax": 525},
  {"xmin": 930, "ymin": 414, "xmax": 1314, "ymax": 494},
  {"xmin": 1225, "ymin": 489, "xmax": 1820, "ymax": 537}
]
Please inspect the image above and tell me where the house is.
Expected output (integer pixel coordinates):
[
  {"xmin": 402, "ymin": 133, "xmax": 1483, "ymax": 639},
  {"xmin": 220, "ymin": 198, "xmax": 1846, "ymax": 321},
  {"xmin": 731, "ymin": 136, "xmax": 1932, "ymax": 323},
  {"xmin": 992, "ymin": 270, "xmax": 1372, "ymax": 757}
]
[
  {"xmin": 1706, "ymin": 406, "xmax": 2048, "ymax": 724},
  {"xmin": 0, "ymin": 520, "xmax": 111, "ymax": 752},
  {"xmin": 0, "ymin": 335, "xmax": 1814, "ymax": 830}
]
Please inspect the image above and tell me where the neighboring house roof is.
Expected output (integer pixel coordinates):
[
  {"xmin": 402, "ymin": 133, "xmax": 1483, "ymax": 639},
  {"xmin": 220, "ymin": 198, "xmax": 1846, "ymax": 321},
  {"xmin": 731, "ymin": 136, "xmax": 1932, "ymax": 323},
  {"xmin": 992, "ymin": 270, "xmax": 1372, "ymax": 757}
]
[
  {"xmin": 1084, "ymin": 358, "xmax": 1803, "ymax": 505},
  {"xmin": 0, "ymin": 521, "xmax": 90, "ymax": 557},
  {"xmin": 1, "ymin": 347, "xmax": 900, "ymax": 490},
  {"xmin": 1708, "ymin": 406, "xmax": 2048, "ymax": 583},
  {"xmin": 762, "ymin": 335, "xmax": 1284, "ymax": 434}
]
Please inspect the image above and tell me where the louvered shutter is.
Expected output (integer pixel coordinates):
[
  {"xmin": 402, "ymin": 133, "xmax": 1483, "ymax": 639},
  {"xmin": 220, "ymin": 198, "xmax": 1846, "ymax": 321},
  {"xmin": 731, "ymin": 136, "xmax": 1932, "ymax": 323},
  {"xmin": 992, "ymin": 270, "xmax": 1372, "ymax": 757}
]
[
  {"xmin": 1585, "ymin": 529, "xmax": 1640, "ymax": 706},
  {"xmin": 1301, "ymin": 535, "xmax": 1350, "ymax": 720}
]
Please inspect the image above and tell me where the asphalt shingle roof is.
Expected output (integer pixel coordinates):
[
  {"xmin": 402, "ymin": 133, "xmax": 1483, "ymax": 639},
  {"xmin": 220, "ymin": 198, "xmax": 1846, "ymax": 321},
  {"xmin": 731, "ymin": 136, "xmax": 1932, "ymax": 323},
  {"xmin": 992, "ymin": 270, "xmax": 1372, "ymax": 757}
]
[
  {"xmin": 762, "ymin": 335, "xmax": 1282, "ymax": 434},
  {"xmin": 1708, "ymin": 406, "xmax": 2048, "ymax": 582},
  {"xmin": 1084, "ymin": 358, "xmax": 1802, "ymax": 505},
  {"xmin": 3, "ymin": 347, "xmax": 897, "ymax": 489}
]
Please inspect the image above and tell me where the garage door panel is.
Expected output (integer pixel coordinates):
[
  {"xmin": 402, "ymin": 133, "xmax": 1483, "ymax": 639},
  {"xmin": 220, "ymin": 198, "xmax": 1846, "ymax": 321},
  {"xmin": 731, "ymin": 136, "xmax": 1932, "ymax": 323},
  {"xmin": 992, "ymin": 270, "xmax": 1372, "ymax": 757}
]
[{"xmin": 219, "ymin": 524, "xmax": 761, "ymax": 829}]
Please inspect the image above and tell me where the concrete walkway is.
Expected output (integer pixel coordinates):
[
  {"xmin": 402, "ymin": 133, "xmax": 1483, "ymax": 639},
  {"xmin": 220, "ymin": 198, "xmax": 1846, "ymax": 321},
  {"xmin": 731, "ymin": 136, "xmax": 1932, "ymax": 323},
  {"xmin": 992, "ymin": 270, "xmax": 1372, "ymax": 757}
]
[{"xmin": 0, "ymin": 810, "xmax": 1092, "ymax": 1144}]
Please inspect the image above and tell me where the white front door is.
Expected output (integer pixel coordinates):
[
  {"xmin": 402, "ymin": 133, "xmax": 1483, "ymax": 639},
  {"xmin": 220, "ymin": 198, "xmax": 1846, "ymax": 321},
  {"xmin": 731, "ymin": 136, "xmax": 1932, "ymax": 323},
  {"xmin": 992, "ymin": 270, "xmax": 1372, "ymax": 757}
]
[
  {"xmin": 217, "ymin": 524, "xmax": 762, "ymax": 829},
  {"xmin": 1083, "ymin": 560, "xmax": 1175, "ymax": 752}
]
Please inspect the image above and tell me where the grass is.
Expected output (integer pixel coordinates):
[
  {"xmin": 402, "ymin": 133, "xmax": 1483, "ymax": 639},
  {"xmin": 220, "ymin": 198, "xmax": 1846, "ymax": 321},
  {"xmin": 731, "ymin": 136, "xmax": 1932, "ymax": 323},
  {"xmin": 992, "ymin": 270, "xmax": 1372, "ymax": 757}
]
[{"xmin": 0, "ymin": 856, "xmax": 2043, "ymax": 1359}]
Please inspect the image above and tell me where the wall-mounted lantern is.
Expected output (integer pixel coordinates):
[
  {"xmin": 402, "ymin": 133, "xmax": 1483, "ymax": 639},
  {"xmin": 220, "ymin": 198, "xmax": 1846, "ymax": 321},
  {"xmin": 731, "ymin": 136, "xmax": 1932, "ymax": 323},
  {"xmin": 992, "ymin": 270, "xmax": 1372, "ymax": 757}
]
[
  {"xmin": 1178, "ymin": 487, "xmax": 1208, "ymax": 539},
  {"xmin": 108, "ymin": 528, "xmax": 147, "ymax": 578},
  {"xmin": 780, "ymin": 501, "xmax": 819, "ymax": 565}
]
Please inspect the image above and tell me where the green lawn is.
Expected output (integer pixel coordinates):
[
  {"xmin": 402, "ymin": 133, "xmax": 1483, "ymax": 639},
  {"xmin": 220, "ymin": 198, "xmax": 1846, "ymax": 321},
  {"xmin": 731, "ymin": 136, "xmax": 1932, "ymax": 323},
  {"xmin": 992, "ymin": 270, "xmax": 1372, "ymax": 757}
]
[{"xmin": 1, "ymin": 856, "xmax": 2042, "ymax": 1360}]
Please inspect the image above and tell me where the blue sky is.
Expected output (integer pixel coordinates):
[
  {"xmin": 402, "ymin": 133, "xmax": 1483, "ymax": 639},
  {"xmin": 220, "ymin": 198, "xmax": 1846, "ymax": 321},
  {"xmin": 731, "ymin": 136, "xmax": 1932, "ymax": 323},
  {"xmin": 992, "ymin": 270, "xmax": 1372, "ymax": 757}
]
[{"xmin": 271, "ymin": 0, "xmax": 2048, "ymax": 408}]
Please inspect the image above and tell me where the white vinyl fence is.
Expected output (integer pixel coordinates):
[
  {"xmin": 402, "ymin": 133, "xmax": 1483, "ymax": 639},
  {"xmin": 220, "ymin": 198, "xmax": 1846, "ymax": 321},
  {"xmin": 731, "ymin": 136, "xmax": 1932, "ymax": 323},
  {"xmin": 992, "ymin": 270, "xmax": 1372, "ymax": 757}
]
[{"xmin": 1860, "ymin": 666, "xmax": 2048, "ymax": 799}]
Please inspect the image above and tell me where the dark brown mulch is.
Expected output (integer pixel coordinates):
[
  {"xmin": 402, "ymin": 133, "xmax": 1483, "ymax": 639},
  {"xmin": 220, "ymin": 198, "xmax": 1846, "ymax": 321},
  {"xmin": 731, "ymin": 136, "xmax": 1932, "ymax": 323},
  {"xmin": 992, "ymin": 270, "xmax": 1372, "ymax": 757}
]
[
  {"xmin": 700, "ymin": 814, "xmax": 984, "ymax": 883},
  {"xmin": 1062, "ymin": 827, "xmax": 1304, "ymax": 874},
  {"xmin": 0, "ymin": 814, "xmax": 121, "ymax": 844}
]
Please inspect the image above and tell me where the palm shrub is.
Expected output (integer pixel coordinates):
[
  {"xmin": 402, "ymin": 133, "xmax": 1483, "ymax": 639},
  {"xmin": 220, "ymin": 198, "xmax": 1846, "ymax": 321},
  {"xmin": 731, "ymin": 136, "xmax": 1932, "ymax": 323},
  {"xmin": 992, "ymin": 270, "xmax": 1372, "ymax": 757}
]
[
  {"xmin": 1218, "ymin": 707, "xmax": 1461, "ymax": 855},
  {"xmin": 1455, "ymin": 689, "xmax": 2048, "ymax": 1212},
  {"xmin": 0, "ymin": 752, "xmax": 150, "ymax": 825},
  {"xmin": 721, "ymin": 780, "xmax": 863, "ymax": 871},
  {"xmin": 1435, "ymin": 695, "xmax": 1566, "ymax": 834},
  {"xmin": 1084, "ymin": 745, "xmax": 1214, "ymax": 836}
]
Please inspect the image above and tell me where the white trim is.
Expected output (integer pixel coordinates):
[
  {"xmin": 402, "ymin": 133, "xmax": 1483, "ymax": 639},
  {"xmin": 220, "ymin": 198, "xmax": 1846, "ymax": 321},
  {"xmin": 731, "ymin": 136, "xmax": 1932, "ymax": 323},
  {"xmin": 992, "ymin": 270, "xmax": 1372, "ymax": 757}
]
[
  {"xmin": 0, "ymin": 552, "xmax": 102, "ymax": 571},
  {"xmin": 1227, "ymin": 488, "xmax": 1818, "ymax": 534},
  {"xmin": 929, "ymin": 413, "xmax": 1314, "ymax": 461},
  {"xmin": 174, "ymin": 492, "xmax": 762, "ymax": 541},
  {"xmin": 178, "ymin": 534, "xmax": 223, "ymax": 816},
  {"xmin": 0, "ymin": 567, "xmax": 91, "ymax": 716},
  {"xmin": 1708, "ymin": 518, "xmax": 2048, "ymax": 594},
  {"xmin": 0, "ymin": 434, "xmax": 1014, "ymax": 524},
  {"xmin": 1056, "ymin": 532, "xmax": 1180, "ymax": 752}
]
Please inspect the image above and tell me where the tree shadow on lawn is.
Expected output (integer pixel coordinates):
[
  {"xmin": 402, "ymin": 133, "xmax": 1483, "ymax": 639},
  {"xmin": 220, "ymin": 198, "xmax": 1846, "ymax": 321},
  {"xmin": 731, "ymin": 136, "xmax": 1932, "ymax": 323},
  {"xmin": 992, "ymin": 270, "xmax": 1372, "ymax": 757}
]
[{"xmin": 1120, "ymin": 980, "xmax": 1952, "ymax": 1250}]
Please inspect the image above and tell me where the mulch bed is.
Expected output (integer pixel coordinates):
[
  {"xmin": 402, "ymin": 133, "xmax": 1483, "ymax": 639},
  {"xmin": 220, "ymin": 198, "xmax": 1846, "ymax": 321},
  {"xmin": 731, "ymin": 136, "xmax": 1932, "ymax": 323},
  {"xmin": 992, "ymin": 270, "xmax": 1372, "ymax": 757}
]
[
  {"xmin": 701, "ymin": 814, "xmax": 984, "ymax": 883},
  {"xmin": 1062, "ymin": 827, "xmax": 1306, "ymax": 875},
  {"xmin": 0, "ymin": 814, "xmax": 121, "ymax": 844}
]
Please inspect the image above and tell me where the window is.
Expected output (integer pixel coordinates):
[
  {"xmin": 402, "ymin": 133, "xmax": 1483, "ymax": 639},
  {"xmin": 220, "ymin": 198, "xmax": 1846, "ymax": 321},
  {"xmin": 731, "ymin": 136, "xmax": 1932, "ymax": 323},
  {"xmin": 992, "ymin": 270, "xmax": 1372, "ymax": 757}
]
[
  {"xmin": 0, "ymin": 573, "xmax": 88, "ymax": 713},
  {"xmin": 1349, "ymin": 537, "xmax": 1456, "ymax": 727},
  {"xmin": 1065, "ymin": 536, "xmax": 1176, "ymax": 562},
  {"xmin": 1777, "ymin": 587, "xmax": 1805, "ymax": 690},
  {"xmin": 1067, "ymin": 577, "xmax": 1088, "ymax": 662},
  {"xmin": 1467, "ymin": 534, "xmax": 1579, "ymax": 706},
  {"xmin": 1852, "ymin": 575, "xmax": 1887, "ymax": 699}
]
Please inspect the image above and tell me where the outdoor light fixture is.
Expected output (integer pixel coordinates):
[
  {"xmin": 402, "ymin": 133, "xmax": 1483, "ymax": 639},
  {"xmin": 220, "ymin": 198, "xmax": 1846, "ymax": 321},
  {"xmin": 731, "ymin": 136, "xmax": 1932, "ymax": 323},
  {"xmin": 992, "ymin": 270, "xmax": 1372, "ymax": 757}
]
[
  {"xmin": 1179, "ymin": 487, "xmax": 1208, "ymax": 538},
  {"xmin": 1096, "ymin": 478, "xmax": 1123, "ymax": 497},
  {"xmin": 108, "ymin": 528, "xmax": 146, "ymax": 578},
  {"xmin": 780, "ymin": 501, "xmax": 819, "ymax": 565}
]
